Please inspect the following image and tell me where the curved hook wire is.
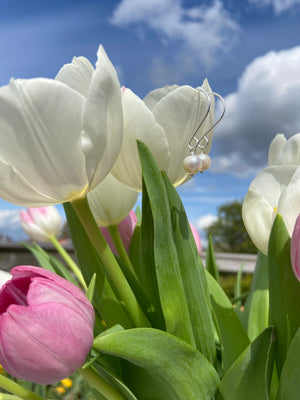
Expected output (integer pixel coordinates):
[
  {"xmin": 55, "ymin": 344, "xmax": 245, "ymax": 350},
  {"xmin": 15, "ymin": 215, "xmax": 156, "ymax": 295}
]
[{"xmin": 188, "ymin": 90, "xmax": 226, "ymax": 154}]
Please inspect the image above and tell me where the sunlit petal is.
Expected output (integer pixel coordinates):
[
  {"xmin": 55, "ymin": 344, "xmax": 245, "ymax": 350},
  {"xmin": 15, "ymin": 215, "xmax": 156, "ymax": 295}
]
[
  {"xmin": 268, "ymin": 133, "xmax": 287, "ymax": 165},
  {"xmin": 88, "ymin": 173, "xmax": 138, "ymax": 226},
  {"xmin": 81, "ymin": 45, "xmax": 123, "ymax": 188},
  {"xmin": 112, "ymin": 88, "xmax": 170, "ymax": 191},
  {"xmin": 0, "ymin": 78, "xmax": 88, "ymax": 203},
  {"xmin": 55, "ymin": 56, "xmax": 94, "ymax": 97}
]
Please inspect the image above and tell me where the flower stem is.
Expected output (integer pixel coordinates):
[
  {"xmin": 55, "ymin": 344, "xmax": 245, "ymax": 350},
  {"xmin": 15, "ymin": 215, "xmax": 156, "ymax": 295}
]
[
  {"xmin": 71, "ymin": 196, "xmax": 150, "ymax": 328},
  {"xmin": 49, "ymin": 235, "xmax": 87, "ymax": 290},
  {"xmin": 0, "ymin": 375, "xmax": 45, "ymax": 400},
  {"xmin": 80, "ymin": 367, "xmax": 126, "ymax": 400},
  {"xmin": 108, "ymin": 225, "xmax": 137, "ymax": 279}
]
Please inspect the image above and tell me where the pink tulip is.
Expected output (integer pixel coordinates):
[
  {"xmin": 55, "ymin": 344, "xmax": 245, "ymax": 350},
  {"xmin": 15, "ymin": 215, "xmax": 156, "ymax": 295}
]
[
  {"xmin": 20, "ymin": 207, "xmax": 62, "ymax": 242},
  {"xmin": 291, "ymin": 214, "xmax": 300, "ymax": 281},
  {"xmin": 190, "ymin": 223, "xmax": 202, "ymax": 254},
  {"xmin": 0, "ymin": 266, "xmax": 94, "ymax": 384},
  {"xmin": 100, "ymin": 210, "xmax": 138, "ymax": 255}
]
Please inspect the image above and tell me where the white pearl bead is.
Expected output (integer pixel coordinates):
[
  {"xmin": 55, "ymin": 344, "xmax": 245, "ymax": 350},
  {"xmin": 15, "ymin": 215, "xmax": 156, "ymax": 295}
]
[
  {"xmin": 183, "ymin": 155, "xmax": 202, "ymax": 174},
  {"xmin": 198, "ymin": 154, "xmax": 211, "ymax": 171}
]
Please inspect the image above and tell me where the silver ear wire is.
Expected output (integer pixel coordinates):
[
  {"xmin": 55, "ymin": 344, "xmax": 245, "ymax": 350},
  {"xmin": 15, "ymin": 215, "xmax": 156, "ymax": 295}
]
[{"xmin": 183, "ymin": 89, "xmax": 226, "ymax": 176}]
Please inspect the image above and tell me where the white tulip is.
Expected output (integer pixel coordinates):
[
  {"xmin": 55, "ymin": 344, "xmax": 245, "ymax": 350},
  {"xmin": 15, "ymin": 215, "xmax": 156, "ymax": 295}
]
[
  {"xmin": 112, "ymin": 81, "xmax": 215, "ymax": 190},
  {"xmin": 243, "ymin": 133, "xmax": 300, "ymax": 255},
  {"xmin": 20, "ymin": 206, "xmax": 62, "ymax": 242},
  {"xmin": 56, "ymin": 57, "xmax": 216, "ymax": 191},
  {"xmin": 0, "ymin": 45, "xmax": 122, "ymax": 206},
  {"xmin": 87, "ymin": 174, "xmax": 138, "ymax": 227}
]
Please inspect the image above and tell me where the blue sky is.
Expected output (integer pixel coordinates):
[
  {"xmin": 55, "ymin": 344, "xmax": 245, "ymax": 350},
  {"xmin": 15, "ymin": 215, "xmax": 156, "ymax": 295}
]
[{"xmin": 0, "ymin": 0, "xmax": 300, "ymax": 244}]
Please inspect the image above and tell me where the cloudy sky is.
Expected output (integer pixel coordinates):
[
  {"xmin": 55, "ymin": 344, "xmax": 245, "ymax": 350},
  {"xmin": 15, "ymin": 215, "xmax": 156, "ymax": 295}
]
[{"xmin": 0, "ymin": 0, "xmax": 300, "ymax": 243}]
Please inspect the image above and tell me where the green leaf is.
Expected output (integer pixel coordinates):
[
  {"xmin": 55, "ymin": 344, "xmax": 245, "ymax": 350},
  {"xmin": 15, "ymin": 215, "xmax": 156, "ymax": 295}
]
[
  {"xmin": 63, "ymin": 202, "xmax": 132, "ymax": 331},
  {"xmin": 219, "ymin": 327, "xmax": 276, "ymax": 400},
  {"xmin": 134, "ymin": 183, "xmax": 165, "ymax": 329},
  {"xmin": 94, "ymin": 328, "xmax": 219, "ymax": 400},
  {"xmin": 245, "ymin": 251, "xmax": 269, "ymax": 341},
  {"xmin": 277, "ymin": 326, "xmax": 300, "ymax": 399},
  {"xmin": 162, "ymin": 171, "xmax": 216, "ymax": 363},
  {"xmin": 22, "ymin": 242, "xmax": 78, "ymax": 285},
  {"xmin": 268, "ymin": 214, "xmax": 300, "ymax": 375},
  {"xmin": 206, "ymin": 235, "xmax": 220, "ymax": 283},
  {"xmin": 205, "ymin": 269, "xmax": 250, "ymax": 373},
  {"xmin": 137, "ymin": 141, "xmax": 195, "ymax": 346},
  {"xmin": 86, "ymin": 273, "xmax": 96, "ymax": 303}
]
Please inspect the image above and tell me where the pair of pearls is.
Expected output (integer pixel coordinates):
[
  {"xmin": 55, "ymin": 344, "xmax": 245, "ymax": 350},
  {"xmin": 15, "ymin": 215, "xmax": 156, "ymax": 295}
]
[{"xmin": 183, "ymin": 153, "xmax": 211, "ymax": 175}]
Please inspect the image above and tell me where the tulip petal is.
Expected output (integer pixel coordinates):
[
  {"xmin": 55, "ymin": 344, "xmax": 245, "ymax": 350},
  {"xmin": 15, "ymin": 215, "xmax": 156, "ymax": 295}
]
[
  {"xmin": 242, "ymin": 165, "xmax": 298, "ymax": 254},
  {"xmin": 0, "ymin": 303, "xmax": 93, "ymax": 384},
  {"xmin": 55, "ymin": 56, "xmax": 94, "ymax": 97},
  {"xmin": 277, "ymin": 167, "xmax": 300, "ymax": 236},
  {"xmin": 81, "ymin": 45, "xmax": 123, "ymax": 188},
  {"xmin": 112, "ymin": 88, "xmax": 170, "ymax": 191},
  {"xmin": 150, "ymin": 83, "xmax": 214, "ymax": 186},
  {"xmin": 0, "ymin": 159, "xmax": 57, "ymax": 206},
  {"xmin": 268, "ymin": 133, "xmax": 287, "ymax": 165},
  {"xmin": 0, "ymin": 78, "xmax": 88, "ymax": 204},
  {"xmin": 88, "ymin": 173, "xmax": 138, "ymax": 226},
  {"xmin": 280, "ymin": 133, "xmax": 300, "ymax": 166},
  {"xmin": 143, "ymin": 84, "xmax": 179, "ymax": 110}
]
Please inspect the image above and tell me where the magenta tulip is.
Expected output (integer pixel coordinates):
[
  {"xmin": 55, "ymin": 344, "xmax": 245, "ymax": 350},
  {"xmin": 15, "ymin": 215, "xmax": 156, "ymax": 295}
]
[
  {"xmin": 100, "ymin": 210, "xmax": 138, "ymax": 255},
  {"xmin": 0, "ymin": 266, "xmax": 94, "ymax": 384},
  {"xmin": 291, "ymin": 214, "xmax": 300, "ymax": 281}
]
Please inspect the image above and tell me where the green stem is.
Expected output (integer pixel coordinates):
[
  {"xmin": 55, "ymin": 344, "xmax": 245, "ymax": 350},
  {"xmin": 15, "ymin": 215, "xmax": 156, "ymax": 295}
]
[
  {"xmin": 80, "ymin": 367, "xmax": 126, "ymax": 400},
  {"xmin": 71, "ymin": 197, "xmax": 150, "ymax": 328},
  {"xmin": 0, "ymin": 375, "xmax": 45, "ymax": 400},
  {"xmin": 108, "ymin": 225, "xmax": 137, "ymax": 279},
  {"xmin": 49, "ymin": 235, "xmax": 87, "ymax": 290}
]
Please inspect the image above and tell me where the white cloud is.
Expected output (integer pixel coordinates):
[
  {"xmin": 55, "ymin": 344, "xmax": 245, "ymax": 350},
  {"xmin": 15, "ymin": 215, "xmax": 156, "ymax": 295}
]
[
  {"xmin": 212, "ymin": 46, "xmax": 300, "ymax": 177},
  {"xmin": 196, "ymin": 214, "xmax": 218, "ymax": 231},
  {"xmin": 0, "ymin": 209, "xmax": 25, "ymax": 241},
  {"xmin": 111, "ymin": 0, "xmax": 239, "ymax": 83},
  {"xmin": 249, "ymin": 0, "xmax": 300, "ymax": 13}
]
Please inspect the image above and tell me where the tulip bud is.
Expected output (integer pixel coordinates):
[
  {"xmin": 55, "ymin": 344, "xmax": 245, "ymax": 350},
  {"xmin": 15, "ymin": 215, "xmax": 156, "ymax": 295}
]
[
  {"xmin": 100, "ymin": 210, "xmax": 138, "ymax": 255},
  {"xmin": 20, "ymin": 206, "xmax": 62, "ymax": 242},
  {"xmin": 0, "ymin": 266, "xmax": 95, "ymax": 384},
  {"xmin": 291, "ymin": 214, "xmax": 300, "ymax": 281}
]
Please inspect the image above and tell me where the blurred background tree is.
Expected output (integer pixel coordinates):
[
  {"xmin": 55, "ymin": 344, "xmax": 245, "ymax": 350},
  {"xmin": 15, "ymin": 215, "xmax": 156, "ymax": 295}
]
[{"xmin": 205, "ymin": 200, "xmax": 257, "ymax": 254}]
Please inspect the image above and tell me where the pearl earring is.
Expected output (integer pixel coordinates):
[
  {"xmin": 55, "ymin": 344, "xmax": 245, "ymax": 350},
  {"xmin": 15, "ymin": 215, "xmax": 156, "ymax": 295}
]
[{"xmin": 183, "ymin": 89, "xmax": 225, "ymax": 176}]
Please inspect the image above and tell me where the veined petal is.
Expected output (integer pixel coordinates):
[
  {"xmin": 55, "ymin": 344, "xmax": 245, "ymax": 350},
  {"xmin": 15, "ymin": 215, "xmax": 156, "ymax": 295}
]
[
  {"xmin": 268, "ymin": 133, "xmax": 286, "ymax": 165},
  {"xmin": 55, "ymin": 56, "xmax": 94, "ymax": 97},
  {"xmin": 0, "ymin": 78, "xmax": 88, "ymax": 204},
  {"xmin": 88, "ymin": 173, "xmax": 138, "ymax": 226},
  {"xmin": 81, "ymin": 45, "xmax": 123, "ymax": 188},
  {"xmin": 143, "ymin": 84, "xmax": 179, "ymax": 110},
  {"xmin": 0, "ymin": 158, "xmax": 57, "ymax": 206},
  {"xmin": 112, "ymin": 88, "xmax": 170, "ymax": 191},
  {"xmin": 151, "ymin": 83, "xmax": 213, "ymax": 186}
]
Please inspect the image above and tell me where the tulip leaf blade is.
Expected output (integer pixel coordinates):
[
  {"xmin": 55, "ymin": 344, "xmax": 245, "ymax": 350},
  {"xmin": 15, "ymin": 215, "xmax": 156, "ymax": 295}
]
[
  {"xmin": 244, "ymin": 251, "xmax": 269, "ymax": 341},
  {"xmin": 205, "ymin": 269, "xmax": 250, "ymax": 373},
  {"xmin": 22, "ymin": 242, "xmax": 78, "ymax": 285},
  {"xmin": 206, "ymin": 235, "xmax": 220, "ymax": 283},
  {"xmin": 277, "ymin": 326, "xmax": 300, "ymax": 399},
  {"xmin": 219, "ymin": 327, "xmax": 276, "ymax": 400},
  {"xmin": 161, "ymin": 171, "xmax": 216, "ymax": 363},
  {"xmin": 268, "ymin": 214, "xmax": 300, "ymax": 375},
  {"xmin": 63, "ymin": 202, "xmax": 132, "ymax": 331},
  {"xmin": 93, "ymin": 328, "xmax": 219, "ymax": 400},
  {"xmin": 137, "ymin": 140, "xmax": 195, "ymax": 346}
]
